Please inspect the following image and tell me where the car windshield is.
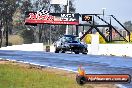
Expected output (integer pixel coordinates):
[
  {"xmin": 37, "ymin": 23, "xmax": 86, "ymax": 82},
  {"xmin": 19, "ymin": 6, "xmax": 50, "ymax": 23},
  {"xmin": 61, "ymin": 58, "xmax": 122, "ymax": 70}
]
[{"xmin": 62, "ymin": 36, "xmax": 80, "ymax": 43}]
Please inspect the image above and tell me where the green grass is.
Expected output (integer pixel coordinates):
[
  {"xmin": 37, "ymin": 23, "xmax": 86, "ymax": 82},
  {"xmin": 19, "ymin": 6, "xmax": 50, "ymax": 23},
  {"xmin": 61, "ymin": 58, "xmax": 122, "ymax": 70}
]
[{"xmin": 0, "ymin": 64, "xmax": 92, "ymax": 88}]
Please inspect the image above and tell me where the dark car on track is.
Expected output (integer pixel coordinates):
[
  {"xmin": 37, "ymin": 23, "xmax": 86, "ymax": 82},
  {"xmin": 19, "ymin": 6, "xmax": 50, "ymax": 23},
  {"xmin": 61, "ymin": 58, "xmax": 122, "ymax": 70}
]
[{"xmin": 54, "ymin": 35, "xmax": 88, "ymax": 54}]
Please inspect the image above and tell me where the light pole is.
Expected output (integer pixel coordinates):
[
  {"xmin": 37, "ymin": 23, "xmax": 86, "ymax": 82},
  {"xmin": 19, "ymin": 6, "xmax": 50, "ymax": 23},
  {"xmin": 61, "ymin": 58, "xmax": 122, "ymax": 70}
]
[
  {"xmin": 102, "ymin": 8, "xmax": 106, "ymax": 19},
  {"xmin": 50, "ymin": 0, "xmax": 70, "ymax": 35},
  {"xmin": 65, "ymin": 0, "xmax": 69, "ymax": 35},
  {"xmin": 50, "ymin": 25, "xmax": 51, "ymax": 45}
]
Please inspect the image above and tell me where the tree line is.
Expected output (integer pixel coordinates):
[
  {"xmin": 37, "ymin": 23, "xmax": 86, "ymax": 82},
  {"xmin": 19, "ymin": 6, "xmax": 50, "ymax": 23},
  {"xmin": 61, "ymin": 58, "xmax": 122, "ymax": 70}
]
[
  {"xmin": 0, "ymin": 0, "xmax": 76, "ymax": 46},
  {"xmin": 0, "ymin": 0, "xmax": 132, "ymax": 46}
]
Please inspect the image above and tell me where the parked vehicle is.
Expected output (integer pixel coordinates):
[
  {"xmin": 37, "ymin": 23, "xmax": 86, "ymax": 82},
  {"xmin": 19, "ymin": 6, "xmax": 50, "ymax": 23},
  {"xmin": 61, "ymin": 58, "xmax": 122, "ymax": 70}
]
[{"xmin": 54, "ymin": 35, "xmax": 88, "ymax": 54}]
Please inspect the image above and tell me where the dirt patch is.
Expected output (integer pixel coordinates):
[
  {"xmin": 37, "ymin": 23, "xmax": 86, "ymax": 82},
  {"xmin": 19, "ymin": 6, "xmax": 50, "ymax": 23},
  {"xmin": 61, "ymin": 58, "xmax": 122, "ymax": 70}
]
[
  {"xmin": 0, "ymin": 59, "xmax": 10, "ymax": 64},
  {"xmin": 0, "ymin": 59, "xmax": 118, "ymax": 88}
]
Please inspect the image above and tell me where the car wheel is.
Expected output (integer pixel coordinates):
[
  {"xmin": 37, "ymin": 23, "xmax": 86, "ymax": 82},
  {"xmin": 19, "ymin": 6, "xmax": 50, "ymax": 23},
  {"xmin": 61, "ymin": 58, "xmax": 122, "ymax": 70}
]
[
  {"xmin": 55, "ymin": 50, "xmax": 59, "ymax": 53},
  {"xmin": 75, "ymin": 51, "xmax": 79, "ymax": 54},
  {"xmin": 76, "ymin": 76, "xmax": 86, "ymax": 85},
  {"xmin": 82, "ymin": 52, "xmax": 87, "ymax": 54},
  {"xmin": 55, "ymin": 48, "xmax": 60, "ymax": 53},
  {"xmin": 61, "ymin": 50, "xmax": 65, "ymax": 53},
  {"xmin": 82, "ymin": 49, "xmax": 88, "ymax": 54}
]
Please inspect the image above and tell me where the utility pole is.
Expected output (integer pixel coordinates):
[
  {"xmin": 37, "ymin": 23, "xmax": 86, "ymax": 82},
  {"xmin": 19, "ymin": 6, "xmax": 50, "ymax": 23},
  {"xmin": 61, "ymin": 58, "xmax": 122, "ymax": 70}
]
[{"xmin": 65, "ymin": 0, "xmax": 69, "ymax": 35}]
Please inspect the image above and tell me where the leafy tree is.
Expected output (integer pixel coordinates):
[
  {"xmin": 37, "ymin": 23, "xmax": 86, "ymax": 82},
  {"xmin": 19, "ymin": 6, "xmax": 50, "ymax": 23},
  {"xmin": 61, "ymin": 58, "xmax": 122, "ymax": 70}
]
[
  {"xmin": 32, "ymin": 0, "xmax": 76, "ymax": 44},
  {"xmin": 124, "ymin": 21, "xmax": 132, "ymax": 32},
  {"xmin": 62, "ymin": 0, "xmax": 76, "ymax": 13},
  {"xmin": 0, "ymin": 0, "xmax": 20, "ymax": 36},
  {"xmin": 8, "ymin": 35, "xmax": 24, "ymax": 45},
  {"xmin": 1, "ymin": 0, "xmax": 77, "ymax": 44},
  {"xmin": 21, "ymin": 29, "xmax": 35, "ymax": 44},
  {"xmin": 0, "ymin": 0, "xmax": 22, "ymax": 46}
]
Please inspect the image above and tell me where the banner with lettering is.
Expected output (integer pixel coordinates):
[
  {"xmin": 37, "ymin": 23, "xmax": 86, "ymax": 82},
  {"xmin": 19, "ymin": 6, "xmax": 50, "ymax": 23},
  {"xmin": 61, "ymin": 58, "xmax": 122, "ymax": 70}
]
[{"xmin": 25, "ymin": 11, "xmax": 79, "ymax": 25}]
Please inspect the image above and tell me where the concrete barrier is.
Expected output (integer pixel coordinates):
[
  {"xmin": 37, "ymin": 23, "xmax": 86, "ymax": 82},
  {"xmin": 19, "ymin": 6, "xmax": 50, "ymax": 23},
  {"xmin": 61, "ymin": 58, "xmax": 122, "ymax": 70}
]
[
  {"xmin": 88, "ymin": 44, "xmax": 132, "ymax": 57},
  {"xmin": 49, "ymin": 43, "xmax": 132, "ymax": 57},
  {"xmin": 50, "ymin": 45, "xmax": 55, "ymax": 52},
  {"xmin": 0, "ymin": 43, "xmax": 44, "ymax": 51},
  {"xmin": 1, "ymin": 43, "xmax": 132, "ymax": 57},
  {"xmin": 90, "ymin": 35, "xmax": 99, "ymax": 55}
]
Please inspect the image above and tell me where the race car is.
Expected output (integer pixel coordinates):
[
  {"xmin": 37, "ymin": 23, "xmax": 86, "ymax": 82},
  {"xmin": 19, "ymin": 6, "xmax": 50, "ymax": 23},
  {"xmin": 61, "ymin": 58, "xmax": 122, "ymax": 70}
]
[{"xmin": 54, "ymin": 35, "xmax": 88, "ymax": 54}]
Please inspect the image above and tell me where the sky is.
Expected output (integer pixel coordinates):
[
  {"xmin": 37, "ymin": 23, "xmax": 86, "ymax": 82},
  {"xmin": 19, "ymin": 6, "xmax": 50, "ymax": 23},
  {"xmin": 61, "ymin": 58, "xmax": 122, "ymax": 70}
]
[{"xmin": 75, "ymin": 0, "xmax": 132, "ymax": 23}]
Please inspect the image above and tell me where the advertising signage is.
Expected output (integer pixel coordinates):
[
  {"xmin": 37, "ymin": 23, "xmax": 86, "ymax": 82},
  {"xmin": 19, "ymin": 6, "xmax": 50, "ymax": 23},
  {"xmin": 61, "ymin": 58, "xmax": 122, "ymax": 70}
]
[{"xmin": 25, "ymin": 11, "xmax": 79, "ymax": 25}]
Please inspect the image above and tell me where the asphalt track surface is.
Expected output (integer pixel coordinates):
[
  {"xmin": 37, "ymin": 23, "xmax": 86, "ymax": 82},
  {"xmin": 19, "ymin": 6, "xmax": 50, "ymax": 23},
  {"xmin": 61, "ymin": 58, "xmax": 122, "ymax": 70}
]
[{"xmin": 0, "ymin": 50, "xmax": 132, "ymax": 88}]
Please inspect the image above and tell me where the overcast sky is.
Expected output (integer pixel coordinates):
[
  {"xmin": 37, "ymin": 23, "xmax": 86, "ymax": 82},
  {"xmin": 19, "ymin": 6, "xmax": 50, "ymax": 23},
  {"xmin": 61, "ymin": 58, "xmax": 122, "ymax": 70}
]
[{"xmin": 75, "ymin": 0, "xmax": 132, "ymax": 23}]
